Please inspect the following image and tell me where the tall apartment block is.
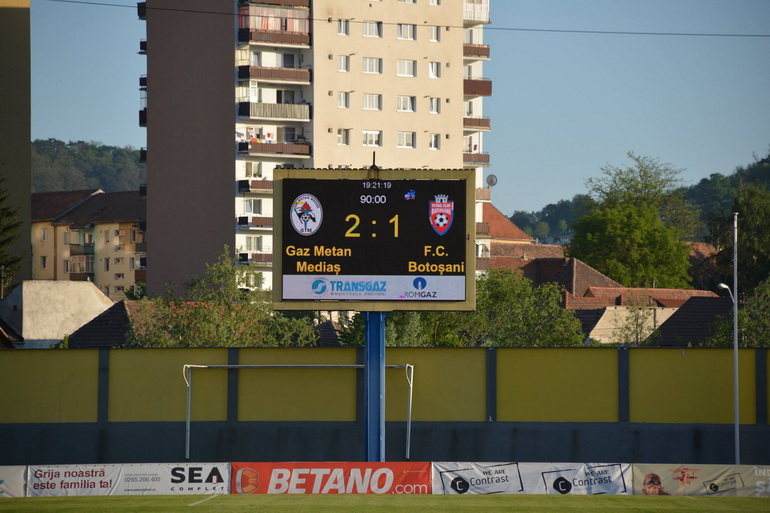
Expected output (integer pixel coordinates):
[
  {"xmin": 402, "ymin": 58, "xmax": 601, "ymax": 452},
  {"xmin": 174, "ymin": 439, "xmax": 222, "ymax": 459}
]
[{"xmin": 138, "ymin": 0, "xmax": 491, "ymax": 296}]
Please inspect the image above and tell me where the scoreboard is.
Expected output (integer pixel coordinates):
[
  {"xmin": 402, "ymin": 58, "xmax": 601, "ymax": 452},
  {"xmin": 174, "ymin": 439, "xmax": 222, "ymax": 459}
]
[{"xmin": 272, "ymin": 169, "xmax": 475, "ymax": 311}]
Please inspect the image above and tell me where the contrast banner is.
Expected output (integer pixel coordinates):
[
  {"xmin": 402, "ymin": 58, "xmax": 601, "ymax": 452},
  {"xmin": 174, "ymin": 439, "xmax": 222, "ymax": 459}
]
[
  {"xmin": 26, "ymin": 463, "xmax": 230, "ymax": 496},
  {"xmin": 231, "ymin": 462, "xmax": 431, "ymax": 494},
  {"xmin": 432, "ymin": 462, "xmax": 631, "ymax": 495},
  {"xmin": 633, "ymin": 463, "xmax": 770, "ymax": 497},
  {"xmin": 0, "ymin": 466, "xmax": 26, "ymax": 498}
]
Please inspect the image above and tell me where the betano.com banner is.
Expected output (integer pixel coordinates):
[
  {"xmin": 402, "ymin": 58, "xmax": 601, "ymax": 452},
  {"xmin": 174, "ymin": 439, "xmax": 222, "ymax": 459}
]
[
  {"xmin": 633, "ymin": 463, "xmax": 770, "ymax": 497},
  {"xmin": 231, "ymin": 462, "xmax": 432, "ymax": 494},
  {"xmin": 27, "ymin": 463, "xmax": 230, "ymax": 496},
  {"xmin": 432, "ymin": 462, "xmax": 631, "ymax": 495}
]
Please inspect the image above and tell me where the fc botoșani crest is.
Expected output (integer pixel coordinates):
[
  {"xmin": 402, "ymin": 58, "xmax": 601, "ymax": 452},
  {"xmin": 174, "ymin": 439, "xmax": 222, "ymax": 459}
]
[
  {"xmin": 291, "ymin": 194, "xmax": 323, "ymax": 236},
  {"xmin": 429, "ymin": 194, "xmax": 454, "ymax": 236}
]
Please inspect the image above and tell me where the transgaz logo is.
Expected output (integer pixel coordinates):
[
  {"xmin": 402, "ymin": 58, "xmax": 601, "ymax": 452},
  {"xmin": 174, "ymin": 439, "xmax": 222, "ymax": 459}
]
[{"xmin": 311, "ymin": 279, "xmax": 328, "ymax": 294}]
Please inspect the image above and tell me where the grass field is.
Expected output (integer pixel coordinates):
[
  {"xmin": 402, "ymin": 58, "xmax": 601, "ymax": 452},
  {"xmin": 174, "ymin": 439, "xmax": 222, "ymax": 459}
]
[{"xmin": 0, "ymin": 494, "xmax": 768, "ymax": 513}]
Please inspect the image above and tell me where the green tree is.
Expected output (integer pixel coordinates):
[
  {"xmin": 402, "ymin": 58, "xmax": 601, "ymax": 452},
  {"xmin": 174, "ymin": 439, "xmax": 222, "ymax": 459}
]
[
  {"xmin": 455, "ymin": 269, "xmax": 584, "ymax": 347},
  {"xmin": 570, "ymin": 202, "xmax": 691, "ymax": 288},
  {"xmin": 533, "ymin": 221, "xmax": 550, "ymax": 241},
  {"xmin": 708, "ymin": 279, "xmax": 770, "ymax": 348},
  {"xmin": 128, "ymin": 246, "xmax": 317, "ymax": 347},
  {"xmin": 0, "ymin": 176, "xmax": 23, "ymax": 298},
  {"xmin": 711, "ymin": 183, "xmax": 770, "ymax": 296}
]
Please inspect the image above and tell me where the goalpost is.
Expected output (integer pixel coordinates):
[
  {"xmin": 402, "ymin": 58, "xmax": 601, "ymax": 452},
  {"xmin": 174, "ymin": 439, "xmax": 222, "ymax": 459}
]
[{"xmin": 182, "ymin": 363, "xmax": 415, "ymax": 461}]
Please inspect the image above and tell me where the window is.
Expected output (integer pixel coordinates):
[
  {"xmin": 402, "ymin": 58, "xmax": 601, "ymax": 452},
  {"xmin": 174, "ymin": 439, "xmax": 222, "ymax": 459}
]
[
  {"xmin": 338, "ymin": 19, "xmax": 349, "ymax": 35},
  {"xmin": 40, "ymin": 256, "xmax": 47, "ymax": 269},
  {"xmin": 338, "ymin": 55, "xmax": 350, "ymax": 72},
  {"xmin": 338, "ymin": 91, "xmax": 350, "ymax": 108},
  {"xmin": 397, "ymin": 132, "xmax": 416, "ymax": 148},
  {"xmin": 363, "ymin": 130, "xmax": 383, "ymax": 147},
  {"xmin": 429, "ymin": 61, "xmax": 441, "ymax": 78},
  {"xmin": 282, "ymin": 53, "xmax": 295, "ymax": 68},
  {"xmin": 397, "ymin": 59, "xmax": 416, "ymax": 77},
  {"xmin": 399, "ymin": 0, "xmax": 416, "ymax": 3},
  {"xmin": 130, "ymin": 258, "xmax": 135, "ymax": 270},
  {"xmin": 104, "ymin": 230, "xmax": 109, "ymax": 243},
  {"xmin": 397, "ymin": 24, "xmax": 416, "ymax": 40},
  {"xmin": 362, "ymin": 57, "xmax": 382, "ymax": 74},
  {"xmin": 430, "ymin": 25, "xmax": 440, "ymax": 42},
  {"xmin": 397, "ymin": 95, "xmax": 416, "ymax": 112},
  {"xmin": 63, "ymin": 231, "xmax": 70, "ymax": 244},
  {"xmin": 363, "ymin": 93, "xmax": 382, "ymax": 110},
  {"xmin": 363, "ymin": 21, "xmax": 382, "ymax": 38},
  {"xmin": 429, "ymin": 133, "xmax": 441, "ymax": 150},
  {"xmin": 115, "ymin": 286, "xmax": 124, "ymax": 293},
  {"xmin": 104, "ymin": 258, "xmax": 109, "ymax": 272},
  {"xmin": 41, "ymin": 228, "xmax": 48, "ymax": 241},
  {"xmin": 245, "ymin": 236, "xmax": 263, "ymax": 252},
  {"xmin": 245, "ymin": 161, "xmax": 262, "ymax": 177},
  {"xmin": 114, "ymin": 257, "xmax": 124, "ymax": 265},
  {"xmin": 278, "ymin": 126, "xmax": 296, "ymax": 142},
  {"xmin": 430, "ymin": 0, "xmax": 440, "ymax": 5},
  {"xmin": 429, "ymin": 97, "xmax": 441, "ymax": 114},
  {"xmin": 337, "ymin": 128, "xmax": 351, "ymax": 145},
  {"xmin": 115, "ymin": 273, "xmax": 125, "ymax": 280},
  {"xmin": 84, "ymin": 232, "xmax": 93, "ymax": 244},
  {"xmin": 244, "ymin": 198, "xmax": 262, "ymax": 215},
  {"xmin": 63, "ymin": 260, "xmax": 69, "ymax": 273}
]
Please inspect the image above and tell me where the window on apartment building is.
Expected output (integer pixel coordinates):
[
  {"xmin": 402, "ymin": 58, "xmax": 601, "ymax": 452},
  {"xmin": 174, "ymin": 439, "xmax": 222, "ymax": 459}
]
[
  {"xmin": 130, "ymin": 258, "xmax": 135, "ymax": 270},
  {"xmin": 338, "ymin": 19, "xmax": 350, "ymax": 35},
  {"xmin": 338, "ymin": 55, "xmax": 350, "ymax": 72},
  {"xmin": 103, "ymin": 286, "xmax": 110, "ymax": 296},
  {"xmin": 338, "ymin": 91, "xmax": 350, "ymax": 108},
  {"xmin": 362, "ymin": 57, "xmax": 382, "ymax": 74},
  {"xmin": 84, "ymin": 232, "xmax": 93, "ymax": 244},
  {"xmin": 430, "ymin": 0, "xmax": 440, "ymax": 5},
  {"xmin": 276, "ymin": 89, "xmax": 296, "ymax": 104},
  {"xmin": 41, "ymin": 228, "xmax": 48, "ymax": 241},
  {"xmin": 245, "ymin": 235, "xmax": 263, "ymax": 252},
  {"xmin": 245, "ymin": 161, "xmax": 262, "ymax": 177},
  {"xmin": 104, "ymin": 258, "xmax": 110, "ymax": 272},
  {"xmin": 40, "ymin": 256, "xmax": 47, "ymax": 269},
  {"xmin": 278, "ymin": 126, "xmax": 296, "ymax": 142},
  {"xmin": 397, "ymin": 24, "xmax": 416, "ymax": 40},
  {"xmin": 429, "ymin": 133, "xmax": 441, "ymax": 150},
  {"xmin": 337, "ymin": 128, "xmax": 351, "ymax": 145},
  {"xmin": 397, "ymin": 131, "xmax": 416, "ymax": 148},
  {"xmin": 363, "ymin": 130, "xmax": 383, "ymax": 147},
  {"xmin": 397, "ymin": 59, "xmax": 416, "ymax": 77},
  {"xmin": 283, "ymin": 53, "xmax": 296, "ymax": 68},
  {"xmin": 399, "ymin": 0, "xmax": 416, "ymax": 3},
  {"xmin": 63, "ymin": 260, "xmax": 69, "ymax": 273},
  {"xmin": 115, "ymin": 273, "xmax": 125, "ymax": 280},
  {"xmin": 363, "ymin": 93, "xmax": 382, "ymax": 110},
  {"xmin": 115, "ymin": 257, "xmax": 124, "ymax": 265},
  {"xmin": 363, "ymin": 21, "xmax": 382, "ymax": 38},
  {"xmin": 397, "ymin": 95, "xmax": 416, "ymax": 112},
  {"xmin": 430, "ymin": 25, "xmax": 441, "ymax": 42},
  {"xmin": 115, "ymin": 286, "xmax": 124, "ymax": 293},
  {"xmin": 63, "ymin": 231, "xmax": 70, "ymax": 244},
  {"xmin": 429, "ymin": 61, "xmax": 441, "ymax": 78},
  {"xmin": 429, "ymin": 97, "xmax": 441, "ymax": 114},
  {"xmin": 244, "ymin": 198, "xmax": 262, "ymax": 215},
  {"xmin": 104, "ymin": 230, "xmax": 110, "ymax": 243}
]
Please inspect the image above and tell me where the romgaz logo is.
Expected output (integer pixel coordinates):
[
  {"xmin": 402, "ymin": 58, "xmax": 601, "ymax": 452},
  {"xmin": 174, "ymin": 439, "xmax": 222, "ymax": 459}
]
[{"xmin": 401, "ymin": 277, "xmax": 436, "ymax": 299}]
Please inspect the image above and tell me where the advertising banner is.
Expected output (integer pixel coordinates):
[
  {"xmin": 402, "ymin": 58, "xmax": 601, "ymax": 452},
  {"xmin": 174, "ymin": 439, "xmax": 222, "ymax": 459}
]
[
  {"xmin": 0, "ymin": 466, "xmax": 26, "ymax": 498},
  {"xmin": 633, "ymin": 463, "xmax": 770, "ymax": 497},
  {"xmin": 432, "ymin": 462, "xmax": 631, "ymax": 495},
  {"xmin": 27, "ymin": 463, "xmax": 230, "ymax": 496},
  {"xmin": 231, "ymin": 462, "xmax": 431, "ymax": 494}
]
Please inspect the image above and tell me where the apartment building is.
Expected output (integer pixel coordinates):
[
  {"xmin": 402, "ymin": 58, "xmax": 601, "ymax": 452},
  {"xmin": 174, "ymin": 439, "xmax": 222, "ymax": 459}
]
[
  {"xmin": 139, "ymin": 0, "xmax": 491, "ymax": 296},
  {"xmin": 31, "ymin": 190, "xmax": 147, "ymax": 301}
]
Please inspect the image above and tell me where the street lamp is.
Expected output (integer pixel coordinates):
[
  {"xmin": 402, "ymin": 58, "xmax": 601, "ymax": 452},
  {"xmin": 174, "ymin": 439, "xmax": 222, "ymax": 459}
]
[{"xmin": 717, "ymin": 282, "xmax": 739, "ymax": 465}]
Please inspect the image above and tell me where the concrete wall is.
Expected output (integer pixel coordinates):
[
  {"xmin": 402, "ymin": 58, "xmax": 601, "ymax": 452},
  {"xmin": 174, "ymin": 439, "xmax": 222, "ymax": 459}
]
[{"xmin": 0, "ymin": 347, "xmax": 767, "ymax": 464}]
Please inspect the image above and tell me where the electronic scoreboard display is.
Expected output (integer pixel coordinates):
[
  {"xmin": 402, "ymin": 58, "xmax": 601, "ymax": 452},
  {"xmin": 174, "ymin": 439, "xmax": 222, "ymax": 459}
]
[{"xmin": 272, "ymin": 169, "xmax": 475, "ymax": 311}]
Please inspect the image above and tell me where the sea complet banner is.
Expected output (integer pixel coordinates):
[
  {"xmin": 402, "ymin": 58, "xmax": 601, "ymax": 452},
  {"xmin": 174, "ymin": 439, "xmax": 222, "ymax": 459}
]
[
  {"xmin": 0, "ymin": 466, "xmax": 26, "ymax": 498},
  {"xmin": 432, "ymin": 462, "xmax": 631, "ymax": 495},
  {"xmin": 26, "ymin": 463, "xmax": 229, "ymax": 496},
  {"xmin": 633, "ymin": 463, "xmax": 770, "ymax": 497},
  {"xmin": 231, "ymin": 462, "xmax": 431, "ymax": 494}
]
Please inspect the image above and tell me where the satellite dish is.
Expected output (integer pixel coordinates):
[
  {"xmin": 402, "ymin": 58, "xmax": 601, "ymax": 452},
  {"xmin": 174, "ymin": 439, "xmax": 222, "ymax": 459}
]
[{"xmin": 486, "ymin": 174, "xmax": 498, "ymax": 187}]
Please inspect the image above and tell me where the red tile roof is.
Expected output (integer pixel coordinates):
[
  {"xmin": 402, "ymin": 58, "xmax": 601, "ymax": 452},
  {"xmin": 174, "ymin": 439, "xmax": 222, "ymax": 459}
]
[
  {"xmin": 483, "ymin": 203, "xmax": 533, "ymax": 241},
  {"xmin": 53, "ymin": 190, "xmax": 145, "ymax": 226},
  {"xmin": 31, "ymin": 189, "xmax": 101, "ymax": 221}
]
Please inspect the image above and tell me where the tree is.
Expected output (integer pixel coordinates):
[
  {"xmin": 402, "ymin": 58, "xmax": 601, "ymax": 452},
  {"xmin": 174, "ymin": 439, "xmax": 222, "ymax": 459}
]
[
  {"xmin": 570, "ymin": 202, "xmax": 691, "ymax": 288},
  {"xmin": 707, "ymin": 278, "xmax": 770, "ymax": 348},
  {"xmin": 711, "ymin": 183, "xmax": 770, "ymax": 296},
  {"xmin": 128, "ymin": 246, "xmax": 317, "ymax": 347},
  {"xmin": 0, "ymin": 176, "xmax": 23, "ymax": 298}
]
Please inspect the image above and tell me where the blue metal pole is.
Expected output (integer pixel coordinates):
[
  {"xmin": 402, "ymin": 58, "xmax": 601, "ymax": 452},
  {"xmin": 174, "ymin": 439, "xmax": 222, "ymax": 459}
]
[{"xmin": 364, "ymin": 311, "xmax": 387, "ymax": 462}]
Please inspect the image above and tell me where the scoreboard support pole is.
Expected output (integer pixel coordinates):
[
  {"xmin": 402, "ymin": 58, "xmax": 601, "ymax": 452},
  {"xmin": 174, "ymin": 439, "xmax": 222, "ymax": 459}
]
[{"xmin": 364, "ymin": 311, "xmax": 387, "ymax": 462}]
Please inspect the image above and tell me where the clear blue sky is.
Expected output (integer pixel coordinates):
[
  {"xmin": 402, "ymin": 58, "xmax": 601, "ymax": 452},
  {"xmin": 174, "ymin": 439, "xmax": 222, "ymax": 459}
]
[{"xmin": 31, "ymin": 0, "xmax": 770, "ymax": 214}]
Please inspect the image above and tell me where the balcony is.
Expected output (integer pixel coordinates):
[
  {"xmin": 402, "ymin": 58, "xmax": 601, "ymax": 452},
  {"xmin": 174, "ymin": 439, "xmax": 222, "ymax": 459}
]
[
  {"xmin": 476, "ymin": 222, "xmax": 490, "ymax": 236},
  {"xmin": 463, "ymin": 44, "xmax": 490, "ymax": 59},
  {"xmin": 239, "ymin": 0, "xmax": 309, "ymax": 6},
  {"xmin": 70, "ymin": 243, "xmax": 95, "ymax": 256},
  {"xmin": 238, "ymin": 66, "xmax": 311, "ymax": 84},
  {"xmin": 250, "ymin": 253, "xmax": 273, "ymax": 267},
  {"xmin": 70, "ymin": 272, "xmax": 95, "ymax": 282},
  {"xmin": 238, "ymin": 179, "xmax": 274, "ymax": 193},
  {"xmin": 139, "ymin": 75, "xmax": 147, "ymax": 89},
  {"xmin": 238, "ymin": 141, "xmax": 311, "ymax": 157},
  {"xmin": 464, "ymin": 153, "xmax": 490, "ymax": 166},
  {"xmin": 475, "ymin": 188, "xmax": 491, "ymax": 201},
  {"xmin": 139, "ymin": 108, "xmax": 147, "ymax": 127},
  {"xmin": 237, "ymin": 216, "xmax": 274, "ymax": 229},
  {"xmin": 476, "ymin": 257, "xmax": 490, "ymax": 271},
  {"xmin": 238, "ymin": 28, "xmax": 310, "ymax": 46},
  {"xmin": 463, "ymin": 9, "xmax": 490, "ymax": 25},
  {"xmin": 135, "ymin": 242, "xmax": 147, "ymax": 252},
  {"xmin": 464, "ymin": 77, "xmax": 492, "ymax": 97},
  {"xmin": 134, "ymin": 269, "xmax": 147, "ymax": 282},
  {"xmin": 237, "ymin": 101, "xmax": 310, "ymax": 120},
  {"xmin": 464, "ymin": 117, "xmax": 491, "ymax": 131}
]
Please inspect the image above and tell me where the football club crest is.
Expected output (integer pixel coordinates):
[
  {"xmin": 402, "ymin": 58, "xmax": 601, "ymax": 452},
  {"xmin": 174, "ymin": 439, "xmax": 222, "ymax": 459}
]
[
  {"xmin": 429, "ymin": 194, "xmax": 454, "ymax": 235},
  {"xmin": 290, "ymin": 194, "xmax": 323, "ymax": 236}
]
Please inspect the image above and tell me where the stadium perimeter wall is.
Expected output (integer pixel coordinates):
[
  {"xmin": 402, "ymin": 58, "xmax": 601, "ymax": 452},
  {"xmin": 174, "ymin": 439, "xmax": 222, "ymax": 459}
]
[{"xmin": 0, "ymin": 347, "xmax": 768, "ymax": 465}]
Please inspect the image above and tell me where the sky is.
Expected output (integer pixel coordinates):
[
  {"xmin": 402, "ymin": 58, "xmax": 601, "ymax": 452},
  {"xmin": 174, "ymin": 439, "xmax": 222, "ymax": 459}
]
[{"xmin": 30, "ymin": 0, "xmax": 770, "ymax": 214}]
